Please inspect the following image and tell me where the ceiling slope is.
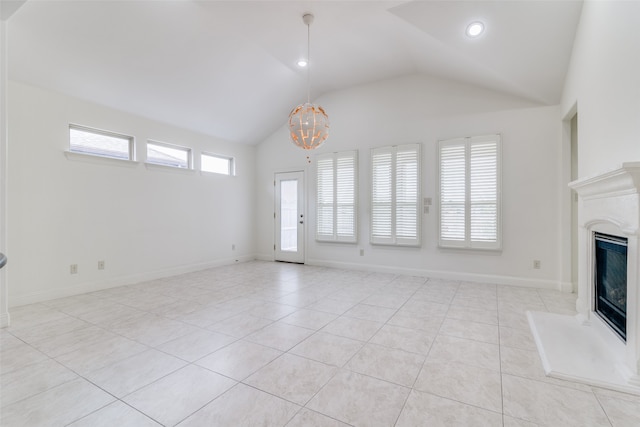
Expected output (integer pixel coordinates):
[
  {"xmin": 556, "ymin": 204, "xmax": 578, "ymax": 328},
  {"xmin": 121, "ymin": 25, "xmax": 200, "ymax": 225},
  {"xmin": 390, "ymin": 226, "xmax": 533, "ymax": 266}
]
[{"xmin": 7, "ymin": 1, "xmax": 583, "ymax": 145}]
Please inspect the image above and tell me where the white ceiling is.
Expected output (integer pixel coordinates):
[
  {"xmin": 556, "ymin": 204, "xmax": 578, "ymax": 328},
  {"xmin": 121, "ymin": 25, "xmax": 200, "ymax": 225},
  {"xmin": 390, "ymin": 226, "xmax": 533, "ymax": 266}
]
[{"xmin": 7, "ymin": 0, "xmax": 583, "ymax": 145}]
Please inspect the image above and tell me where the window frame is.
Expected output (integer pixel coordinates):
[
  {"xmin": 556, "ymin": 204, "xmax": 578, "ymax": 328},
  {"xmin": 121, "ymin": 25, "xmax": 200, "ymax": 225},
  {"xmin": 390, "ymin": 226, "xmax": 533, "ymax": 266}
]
[
  {"xmin": 145, "ymin": 140, "xmax": 192, "ymax": 169},
  {"xmin": 68, "ymin": 124, "xmax": 135, "ymax": 161},
  {"xmin": 315, "ymin": 150, "xmax": 358, "ymax": 243},
  {"xmin": 438, "ymin": 134, "xmax": 502, "ymax": 251},
  {"xmin": 370, "ymin": 143, "xmax": 421, "ymax": 247},
  {"xmin": 200, "ymin": 152, "xmax": 235, "ymax": 176}
]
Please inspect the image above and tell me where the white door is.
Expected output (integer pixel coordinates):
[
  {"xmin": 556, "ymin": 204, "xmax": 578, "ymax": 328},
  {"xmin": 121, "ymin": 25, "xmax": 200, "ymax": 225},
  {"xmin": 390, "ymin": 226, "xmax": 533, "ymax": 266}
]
[{"xmin": 275, "ymin": 171, "xmax": 305, "ymax": 263}]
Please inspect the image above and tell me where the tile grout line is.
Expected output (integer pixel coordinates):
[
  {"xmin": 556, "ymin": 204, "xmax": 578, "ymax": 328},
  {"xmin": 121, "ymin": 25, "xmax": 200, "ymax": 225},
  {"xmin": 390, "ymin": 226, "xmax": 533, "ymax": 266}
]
[
  {"xmin": 6, "ymin": 262, "xmax": 633, "ymax": 426},
  {"xmin": 393, "ymin": 277, "xmax": 455, "ymax": 426}
]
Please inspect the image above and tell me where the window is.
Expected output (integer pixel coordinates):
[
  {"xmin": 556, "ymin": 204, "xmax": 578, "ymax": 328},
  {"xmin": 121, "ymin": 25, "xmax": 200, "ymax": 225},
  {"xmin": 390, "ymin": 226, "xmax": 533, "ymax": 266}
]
[
  {"xmin": 69, "ymin": 125, "xmax": 134, "ymax": 160},
  {"xmin": 438, "ymin": 134, "xmax": 501, "ymax": 250},
  {"xmin": 371, "ymin": 143, "xmax": 421, "ymax": 246},
  {"xmin": 316, "ymin": 150, "xmax": 358, "ymax": 243},
  {"xmin": 201, "ymin": 152, "xmax": 234, "ymax": 175},
  {"xmin": 146, "ymin": 141, "xmax": 191, "ymax": 169}
]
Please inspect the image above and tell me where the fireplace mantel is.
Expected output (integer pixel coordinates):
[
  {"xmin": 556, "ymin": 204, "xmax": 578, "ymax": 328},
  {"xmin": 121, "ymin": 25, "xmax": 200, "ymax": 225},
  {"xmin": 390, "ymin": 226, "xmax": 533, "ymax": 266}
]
[
  {"xmin": 528, "ymin": 163, "xmax": 640, "ymax": 394},
  {"xmin": 571, "ymin": 162, "xmax": 640, "ymax": 201}
]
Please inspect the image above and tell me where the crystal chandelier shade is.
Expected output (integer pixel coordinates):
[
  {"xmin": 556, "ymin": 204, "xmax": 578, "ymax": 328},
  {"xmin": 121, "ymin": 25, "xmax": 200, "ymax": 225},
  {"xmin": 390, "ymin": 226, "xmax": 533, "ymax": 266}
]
[{"xmin": 288, "ymin": 14, "xmax": 329, "ymax": 150}]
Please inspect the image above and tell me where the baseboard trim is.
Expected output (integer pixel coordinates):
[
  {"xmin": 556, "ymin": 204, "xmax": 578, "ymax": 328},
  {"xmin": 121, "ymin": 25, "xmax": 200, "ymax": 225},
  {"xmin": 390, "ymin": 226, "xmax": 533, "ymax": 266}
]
[
  {"xmin": 305, "ymin": 258, "xmax": 566, "ymax": 290},
  {"xmin": 10, "ymin": 255, "xmax": 568, "ymax": 307},
  {"xmin": 559, "ymin": 281, "xmax": 574, "ymax": 293},
  {"xmin": 10, "ymin": 255, "xmax": 257, "ymax": 308},
  {"xmin": 255, "ymin": 253, "xmax": 274, "ymax": 262}
]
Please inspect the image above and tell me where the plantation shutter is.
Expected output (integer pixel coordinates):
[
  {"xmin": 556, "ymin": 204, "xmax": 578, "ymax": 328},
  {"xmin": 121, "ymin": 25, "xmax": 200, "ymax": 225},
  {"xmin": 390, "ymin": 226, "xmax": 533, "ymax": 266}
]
[
  {"xmin": 336, "ymin": 153, "xmax": 356, "ymax": 239},
  {"xmin": 371, "ymin": 143, "xmax": 421, "ymax": 246},
  {"xmin": 316, "ymin": 151, "xmax": 357, "ymax": 242},
  {"xmin": 371, "ymin": 147, "xmax": 393, "ymax": 244},
  {"xmin": 316, "ymin": 155, "xmax": 334, "ymax": 239},
  {"xmin": 470, "ymin": 136, "xmax": 498, "ymax": 244},
  {"xmin": 438, "ymin": 135, "xmax": 501, "ymax": 250},
  {"xmin": 439, "ymin": 139, "xmax": 466, "ymax": 244}
]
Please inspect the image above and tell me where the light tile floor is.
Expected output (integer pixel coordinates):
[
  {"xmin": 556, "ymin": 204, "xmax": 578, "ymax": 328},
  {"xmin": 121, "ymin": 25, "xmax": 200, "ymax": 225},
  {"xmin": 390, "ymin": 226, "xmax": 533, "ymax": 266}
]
[{"xmin": 1, "ymin": 261, "xmax": 640, "ymax": 426}]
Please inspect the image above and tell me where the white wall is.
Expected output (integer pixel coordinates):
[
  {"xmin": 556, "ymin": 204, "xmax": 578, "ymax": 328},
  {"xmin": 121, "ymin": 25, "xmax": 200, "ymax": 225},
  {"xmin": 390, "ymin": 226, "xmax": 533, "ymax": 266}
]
[
  {"xmin": 7, "ymin": 82, "xmax": 256, "ymax": 307},
  {"xmin": 257, "ymin": 74, "xmax": 566, "ymax": 289},
  {"xmin": 561, "ymin": 0, "xmax": 640, "ymax": 177}
]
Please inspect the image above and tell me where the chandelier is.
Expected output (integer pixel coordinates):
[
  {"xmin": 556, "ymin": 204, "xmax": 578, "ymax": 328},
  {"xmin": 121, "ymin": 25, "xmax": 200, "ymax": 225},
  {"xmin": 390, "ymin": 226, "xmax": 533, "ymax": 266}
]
[{"xmin": 288, "ymin": 14, "xmax": 329, "ymax": 150}]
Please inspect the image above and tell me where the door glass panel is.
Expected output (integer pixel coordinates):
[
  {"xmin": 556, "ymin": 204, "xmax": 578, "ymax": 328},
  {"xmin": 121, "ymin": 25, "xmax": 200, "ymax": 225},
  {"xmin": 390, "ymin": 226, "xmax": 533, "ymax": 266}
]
[{"xmin": 280, "ymin": 179, "xmax": 298, "ymax": 252}]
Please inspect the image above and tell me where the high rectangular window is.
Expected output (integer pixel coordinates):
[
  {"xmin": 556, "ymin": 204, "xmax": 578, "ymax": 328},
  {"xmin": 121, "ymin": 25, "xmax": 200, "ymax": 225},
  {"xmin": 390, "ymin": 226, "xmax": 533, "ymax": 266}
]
[
  {"xmin": 438, "ymin": 134, "xmax": 501, "ymax": 250},
  {"xmin": 371, "ymin": 143, "xmax": 421, "ymax": 246},
  {"xmin": 316, "ymin": 150, "xmax": 358, "ymax": 242},
  {"xmin": 69, "ymin": 125, "xmax": 134, "ymax": 160},
  {"xmin": 146, "ymin": 141, "xmax": 191, "ymax": 169},
  {"xmin": 201, "ymin": 153, "xmax": 234, "ymax": 175}
]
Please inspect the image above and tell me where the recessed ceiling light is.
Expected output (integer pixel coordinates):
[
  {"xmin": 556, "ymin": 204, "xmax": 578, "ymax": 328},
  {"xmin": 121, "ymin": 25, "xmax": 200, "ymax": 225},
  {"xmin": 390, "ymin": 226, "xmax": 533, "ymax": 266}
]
[
  {"xmin": 466, "ymin": 21, "xmax": 484, "ymax": 38},
  {"xmin": 297, "ymin": 59, "xmax": 308, "ymax": 67}
]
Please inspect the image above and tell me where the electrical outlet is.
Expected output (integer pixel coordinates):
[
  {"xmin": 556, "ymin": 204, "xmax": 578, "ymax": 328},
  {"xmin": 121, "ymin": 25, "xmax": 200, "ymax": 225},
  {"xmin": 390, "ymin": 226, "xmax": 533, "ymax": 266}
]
[
  {"xmin": 98, "ymin": 260, "xmax": 105, "ymax": 270},
  {"xmin": 533, "ymin": 260, "xmax": 541, "ymax": 269},
  {"xmin": 232, "ymin": 244, "xmax": 236, "ymax": 250},
  {"xmin": 359, "ymin": 249, "xmax": 364, "ymax": 256},
  {"xmin": 70, "ymin": 264, "xmax": 78, "ymax": 274}
]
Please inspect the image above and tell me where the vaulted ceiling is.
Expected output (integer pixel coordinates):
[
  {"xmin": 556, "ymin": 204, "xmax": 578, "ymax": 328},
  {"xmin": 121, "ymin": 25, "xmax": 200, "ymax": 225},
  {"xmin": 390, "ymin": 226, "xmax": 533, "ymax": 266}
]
[{"xmin": 7, "ymin": 1, "xmax": 583, "ymax": 145}]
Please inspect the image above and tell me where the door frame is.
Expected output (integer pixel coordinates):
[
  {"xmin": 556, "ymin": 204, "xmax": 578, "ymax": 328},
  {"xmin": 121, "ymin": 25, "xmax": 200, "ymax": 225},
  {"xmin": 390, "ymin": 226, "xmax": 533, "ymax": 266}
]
[
  {"xmin": 561, "ymin": 102, "xmax": 578, "ymax": 293},
  {"xmin": 274, "ymin": 170, "xmax": 306, "ymax": 263}
]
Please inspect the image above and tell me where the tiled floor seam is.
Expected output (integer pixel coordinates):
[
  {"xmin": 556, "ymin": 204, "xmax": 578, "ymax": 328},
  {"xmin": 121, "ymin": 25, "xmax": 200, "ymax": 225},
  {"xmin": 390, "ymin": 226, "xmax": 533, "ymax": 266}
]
[
  {"xmin": 0, "ymin": 373, "xmax": 78, "ymax": 411},
  {"xmin": 497, "ymin": 315, "xmax": 506, "ymax": 426},
  {"xmin": 7, "ymin": 263, "xmax": 639, "ymax": 426},
  {"xmin": 169, "ymin": 381, "xmax": 244, "ymax": 427},
  {"xmin": 591, "ymin": 392, "xmax": 616, "ymax": 427},
  {"xmin": 60, "ymin": 400, "xmax": 116, "ymax": 426}
]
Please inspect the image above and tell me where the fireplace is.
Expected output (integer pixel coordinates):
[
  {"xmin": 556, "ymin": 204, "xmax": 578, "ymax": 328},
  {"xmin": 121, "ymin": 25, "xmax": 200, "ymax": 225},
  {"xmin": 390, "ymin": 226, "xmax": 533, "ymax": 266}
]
[
  {"xmin": 528, "ymin": 162, "xmax": 640, "ymax": 394},
  {"xmin": 594, "ymin": 232, "xmax": 627, "ymax": 341}
]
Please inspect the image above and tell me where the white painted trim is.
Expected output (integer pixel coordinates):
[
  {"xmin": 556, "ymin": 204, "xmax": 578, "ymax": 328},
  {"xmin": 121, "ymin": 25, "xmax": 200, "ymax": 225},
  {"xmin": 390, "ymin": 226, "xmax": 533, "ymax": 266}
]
[
  {"xmin": 255, "ymin": 253, "xmax": 274, "ymax": 262},
  {"xmin": 570, "ymin": 162, "xmax": 640, "ymax": 200},
  {"xmin": 559, "ymin": 281, "xmax": 574, "ymax": 293},
  {"xmin": 64, "ymin": 150, "xmax": 140, "ymax": 168},
  {"xmin": 306, "ymin": 257, "xmax": 565, "ymax": 290},
  {"xmin": 144, "ymin": 162, "xmax": 196, "ymax": 174},
  {"xmin": 9, "ymin": 254, "xmax": 256, "ymax": 308}
]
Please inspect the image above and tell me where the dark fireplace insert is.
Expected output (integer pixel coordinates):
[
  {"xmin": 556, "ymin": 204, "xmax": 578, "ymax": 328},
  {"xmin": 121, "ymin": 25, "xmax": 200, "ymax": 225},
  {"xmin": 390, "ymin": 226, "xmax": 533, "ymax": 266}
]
[{"xmin": 594, "ymin": 232, "xmax": 627, "ymax": 341}]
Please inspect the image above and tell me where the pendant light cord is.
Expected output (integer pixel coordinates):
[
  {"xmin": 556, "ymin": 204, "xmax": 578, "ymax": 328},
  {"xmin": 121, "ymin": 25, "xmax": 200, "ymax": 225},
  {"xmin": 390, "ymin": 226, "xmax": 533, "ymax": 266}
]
[{"xmin": 306, "ymin": 21, "xmax": 311, "ymax": 104}]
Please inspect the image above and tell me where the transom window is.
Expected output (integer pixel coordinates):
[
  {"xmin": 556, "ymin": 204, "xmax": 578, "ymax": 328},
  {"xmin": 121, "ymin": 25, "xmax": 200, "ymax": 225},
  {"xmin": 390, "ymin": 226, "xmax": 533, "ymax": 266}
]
[
  {"xmin": 371, "ymin": 143, "xmax": 421, "ymax": 246},
  {"xmin": 69, "ymin": 124, "xmax": 134, "ymax": 160},
  {"xmin": 438, "ymin": 134, "xmax": 501, "ymax": 250},
  {"xmin": 316, "ymin": 150, "xmax": 358, "ymax": 243},
  {"xmin": 146, "ymin": 141, "xmax": 191, "ymax": 169},
  {"xmin": 201, "ymin": 152, "xmax": 234, "ymax": 176}
]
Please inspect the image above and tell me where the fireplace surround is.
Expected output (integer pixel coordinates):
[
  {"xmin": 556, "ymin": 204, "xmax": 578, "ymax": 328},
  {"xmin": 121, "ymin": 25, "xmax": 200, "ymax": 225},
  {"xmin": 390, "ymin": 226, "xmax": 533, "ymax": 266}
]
[
  {"xmin": 529, "ymin": 162, "xmax": 640, "ymax": 394},
  {"xmin": 594, "ymin": 232, "xmax": 627, "ymax": 341}
]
